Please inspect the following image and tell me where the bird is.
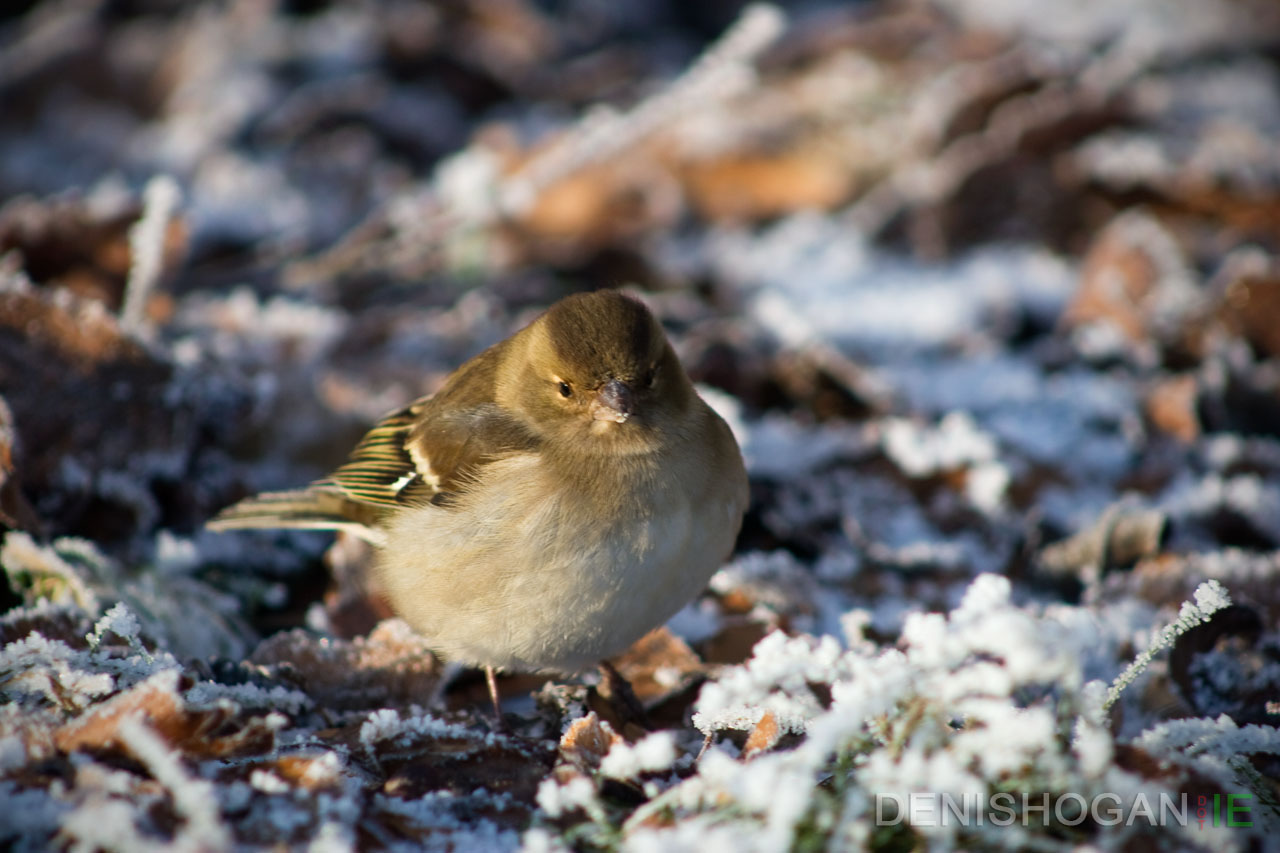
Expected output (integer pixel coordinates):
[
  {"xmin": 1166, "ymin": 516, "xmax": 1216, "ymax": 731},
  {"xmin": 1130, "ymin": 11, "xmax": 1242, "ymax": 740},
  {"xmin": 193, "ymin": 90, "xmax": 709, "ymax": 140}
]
[{"xmin": 209, "ymin": 289, "xmax": 749, "ymax": 719}]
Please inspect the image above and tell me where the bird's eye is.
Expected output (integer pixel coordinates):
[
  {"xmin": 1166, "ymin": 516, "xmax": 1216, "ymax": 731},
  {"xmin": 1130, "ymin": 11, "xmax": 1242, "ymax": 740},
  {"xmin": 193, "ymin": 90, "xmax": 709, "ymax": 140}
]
[{"xmin": 557, "ymin": 381, "xmax": 573, "ymax": 398}]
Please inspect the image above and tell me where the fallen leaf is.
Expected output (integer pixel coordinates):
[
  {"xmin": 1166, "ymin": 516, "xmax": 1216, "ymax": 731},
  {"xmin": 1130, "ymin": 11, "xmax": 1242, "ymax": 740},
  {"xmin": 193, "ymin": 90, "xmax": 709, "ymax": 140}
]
[
  {"xmin": 250, "ymin": 618, "xmax": 442, "ymax": 711},
  {"xmin": 559, "ymin": 712, "xmax": 621, "ymax": 773},
  {"xmin": 1145, "ymin": 375, "xmax": 1200, "ymax": 442},
  {"xmin": 55, "ymin": 671, "xmax": 183, "ymax": 753},
  {"xmin": 742, "ymin": 711, "xmax": 781, "ymax": 759}
]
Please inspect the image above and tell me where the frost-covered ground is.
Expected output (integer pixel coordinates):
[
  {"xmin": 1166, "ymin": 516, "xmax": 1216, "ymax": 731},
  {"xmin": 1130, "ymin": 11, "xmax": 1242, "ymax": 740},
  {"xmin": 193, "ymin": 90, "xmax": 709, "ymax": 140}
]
[{"xmin": 2, "ymin": 1, "xmax": 1280, "ymax": 851}]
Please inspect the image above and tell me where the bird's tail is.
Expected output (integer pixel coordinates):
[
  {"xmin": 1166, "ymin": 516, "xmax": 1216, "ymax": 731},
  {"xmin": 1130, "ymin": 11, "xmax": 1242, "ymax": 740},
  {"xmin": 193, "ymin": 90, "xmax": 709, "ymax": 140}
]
[{"xmin": 207, "ymin": 487, "xmax": 387, "ymax": 546}]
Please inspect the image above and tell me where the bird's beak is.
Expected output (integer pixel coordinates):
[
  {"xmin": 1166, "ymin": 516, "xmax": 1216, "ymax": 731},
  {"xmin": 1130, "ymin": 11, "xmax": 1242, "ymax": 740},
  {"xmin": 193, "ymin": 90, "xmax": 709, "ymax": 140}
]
[{"xmin": 591, "ymin": 379, "xmax": 634, "ymax": 423}]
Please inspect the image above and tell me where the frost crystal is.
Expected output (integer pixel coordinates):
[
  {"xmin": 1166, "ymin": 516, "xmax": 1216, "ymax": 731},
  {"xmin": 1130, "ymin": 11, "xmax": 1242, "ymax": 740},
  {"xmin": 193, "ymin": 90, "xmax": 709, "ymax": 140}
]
[
  {"xmin": 1104, "ymin": 580, "xmax": 1233, "ymax": 710},
  {"xmin": 693, "ymin": 631, "xmax": 845, "ymax": 735},
  {"xmin": 85, "ymin": 603, "xmax": 150, "ymax": 663},
  {"xmin": 0, "ymin": 532, "xmax": 100, "ymax": 613},
  {"xmin": 358, "ymin": 708, "xmax": 487, "ymax": 747},
  {"xmin": 119, "ymin": 718, "xmax": 230, "ymax": 851},
  {"xmin": 536, "ymin": 775, "xmax": 600, "ymax": 820},
  {"xmin": 601, "ymin": 732, "xmax": 678, "ymax": 780}
]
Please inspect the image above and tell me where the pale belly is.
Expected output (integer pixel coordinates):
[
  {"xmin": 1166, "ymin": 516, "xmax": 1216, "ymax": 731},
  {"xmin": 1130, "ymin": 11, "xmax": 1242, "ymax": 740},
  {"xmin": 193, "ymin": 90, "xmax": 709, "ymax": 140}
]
[{"xmin": 374, "ymin": 453, "xmax": 743, "ymax": 672}]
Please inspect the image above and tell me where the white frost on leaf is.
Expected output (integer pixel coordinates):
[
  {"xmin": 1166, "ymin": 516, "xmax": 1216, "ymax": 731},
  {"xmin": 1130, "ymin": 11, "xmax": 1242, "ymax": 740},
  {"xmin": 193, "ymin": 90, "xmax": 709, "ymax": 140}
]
[
  {"xmin": 693, "ymin": 631, "xmax": 846, "ymax": 735},
  {"xmin": 536, "ymin": 774, "xmax": 601, "ymax": 820},
  {"xmin": 358, "ymin": 708, "xmax": 490, "ymax": 747},
  {"xmin": 601, "ymin": 732, "xmax": 678, "ymax": 780}
]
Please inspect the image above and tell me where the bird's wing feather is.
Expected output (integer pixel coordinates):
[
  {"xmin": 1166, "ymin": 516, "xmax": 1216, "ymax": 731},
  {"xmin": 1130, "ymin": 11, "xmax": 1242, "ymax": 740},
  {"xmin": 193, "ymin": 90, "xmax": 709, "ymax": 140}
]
[
  {"xmin": 326, "ymin": 398, "xmax": 431, "ymax": 507},
  {"xmin": 206, "ymin": 486, "xmax": 387, "ymax": 545},
  {"xmin": 329, "ymin": 397, "xmax": 538, "ymax": 509},
  {"xmin": 210, "ymin": 340, "xmax": 534, "ymax": 532}
]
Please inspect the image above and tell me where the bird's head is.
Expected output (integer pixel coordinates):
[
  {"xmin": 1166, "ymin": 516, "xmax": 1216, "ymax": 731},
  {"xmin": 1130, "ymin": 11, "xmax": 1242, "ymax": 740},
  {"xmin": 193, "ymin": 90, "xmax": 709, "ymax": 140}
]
[{"xmin": 501, "ymin": 290, "xmax": 694, "ymax": 453}]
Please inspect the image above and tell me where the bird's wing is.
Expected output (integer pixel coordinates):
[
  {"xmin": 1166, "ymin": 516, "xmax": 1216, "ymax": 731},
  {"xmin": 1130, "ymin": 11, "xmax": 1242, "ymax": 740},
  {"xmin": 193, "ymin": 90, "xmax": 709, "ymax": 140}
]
[
  {"xmin": 206, "ymin": 485, "xmax": 387, "ymax": 544},
  {"xmin": 327, "ymin": 397, "xmax": 538, "ymax": 509},
  {"xmin": 324, "ymin": 397, "xmax": 433, "ymax": 508}
]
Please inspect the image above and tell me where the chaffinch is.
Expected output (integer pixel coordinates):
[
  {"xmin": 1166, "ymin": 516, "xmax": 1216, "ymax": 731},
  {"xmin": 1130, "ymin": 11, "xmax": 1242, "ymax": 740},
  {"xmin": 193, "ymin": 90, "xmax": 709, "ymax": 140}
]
[{"xmin": 211, "ymin": 289, "xmax": 748, "ymax": 716}]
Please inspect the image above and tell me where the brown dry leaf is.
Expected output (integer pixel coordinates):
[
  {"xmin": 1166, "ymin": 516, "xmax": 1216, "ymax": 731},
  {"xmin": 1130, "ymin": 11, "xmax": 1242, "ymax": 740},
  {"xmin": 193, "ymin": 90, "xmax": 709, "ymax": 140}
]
[
  {"xmin": 1124, "ymin": 554, "xmax": 1210, "ymax": 612},
  {"xmin": 702, "ymin": 620, "xmax": 771, "ymax": 666},
  {"xmin": 0, "ymin": 192, "xmax": 186, "ymax": 310},
  {"xmin": 453, "ymin": 0, "xmax": 556, "ymax": 75},
  {"xmin": 368, "ymin": 719, "xmax": 555, "ymax": 809},
  {"xmin": 0, "ymin": 396, "xmax": 42, "ymax": 534},
  {"xmin": 1038, "ymin": 505, "xmax": 1167, "ymax": 578},
  {"xmin": 271, "ymin": 755, "xmax": 343, "ymax": 791},
  {"xmin": 0, "ymin": 279, "xmax": 150, "ymax": 369},
  {"xmin": 250, "ymin": 619, "xmax": 442, "ymax": 711},
  {"xmin": 509, "ymin": 157, "xmax": 681, "ymax": 256},
  {"xmin": 742, "ymin": 710, "xmax": 782, "ymax": 759},
  {"xmin": 608, "ymin": 627, "xmax": 706, "ymax": 707},
  {"xmin": 0, "ymin": 279, "xmax": 215, "ymax": 542},
  {"xmin": 55, "ymin": 670, "xmax": 281, "ymax": 759},
  {"xmin": 181, "ymin": 714, "xmax": 284, "ymax": 760},
  {"xmin": 679, "ymin": 149, "xmax": 854, "ymax": 222},
  {"xmin": 0, "ymin": 606, "xmax": 92, "ymax": 648},
  {"xmin": 1064, "ymin": 212, "xmax": 1191, "ymax": 344},
  {"xmin": 321, "ymin": 532, "xmax": 389, "ymax": 639},
  {"xmin": 1218, "ymin": 257, "xmax": 1280, "ymax": 358},
  {"xmin": 559, "ymin": 712, "xmax": 621, "ymax": 773},
  {"xmin": 718, "ymin": 590, "xmax": 757, "ymax": 616},
  {"xmin": 55, "ymin": 671, "xmax": 184, "ymax": 753},
  {"xmin": 1145, "ymin": 375, "xmax": 1200, "ymax": 443}
]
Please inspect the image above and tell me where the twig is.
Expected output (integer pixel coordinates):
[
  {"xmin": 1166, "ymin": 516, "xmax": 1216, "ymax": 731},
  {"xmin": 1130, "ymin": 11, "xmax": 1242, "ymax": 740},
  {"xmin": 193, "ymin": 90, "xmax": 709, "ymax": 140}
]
[
  {"xmin": 497, "ymin": 3, "xmax": 787, "ymax": 217},
  {"xmin": 1103, "ymin": 580, "xmax": 1232, "ymax": 712},
  {"xmin": 845, "ymin": 38, "xmax": 1146, "ymax": 240},
  {"xmin": 121, "ymin": 175, "xmax": 181, "ymax": 340},
  {"xmin": 296, "ymin": 4, "xmax": 787, "ymax": 284}
]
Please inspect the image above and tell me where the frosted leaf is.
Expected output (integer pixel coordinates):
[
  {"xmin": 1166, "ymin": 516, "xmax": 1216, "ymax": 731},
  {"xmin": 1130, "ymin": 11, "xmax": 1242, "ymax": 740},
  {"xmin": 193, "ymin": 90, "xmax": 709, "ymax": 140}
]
[
  {"xmin": 0, "ymin": 632, "xmax": 115, "ymax": 708},
  {"xmin": 116, "ymin": 718, "xmax": 231, "ymax": 851},
  {"xmin": 432, "ymin": 147, "xmax": 502, "ymax": 225},
  {"xmin": 250, "ymin": 769, "xmax": 291, "ymax": 794},
  {"xmin": 693, "ymin": 631, "xmax": 846, "ymax": 735},
  {"xmin": 184, "ymin": 681, "xmax": 312, "ymax": 714},
  {"xmin": 953, "ymin": 572, "xmax": 1012, "ymax": 620},
  {"xmin": 0, "ymin": 782, "xmax": 67, "ymax": 849},
  {"xmin": 536, "ymin": 775, "xmax": 599, "ymax": 820},
  {"xmin": 881, "ymin": 412, "xmax": 997, "ymax": 478},
  {"xmin": 600, "ymin": 732, "xmax": 678, "ymax": 780},
  {"xmin": 1073, "ymin": 715, "xmax": 1114, "ymax": 778},
  {"xmin": 737, "ymin": 415, "xmax": 867, "ymax": 480},
  {"xmin": 85, "ymin": 604, "xmax": 148, "ymax": 663},
  {"xmin": 153, "ymin": 532, "xmax": 201, "ymax": 576},
  {"xmin": 665, "ymin": 599, "xmax": 723, "ymax": 645},
  {"xmin": 61, "ymin": 799, "xmax": 157, "ymax": 853},
  {"xmin": 522, "ymin": 827, "xmax": 573, "ymax": 853},
  {"xmin": 0, "ymin": 533, "xmax": 100, "ymax": 614},
  {"xmin": 1134, "ymin": 714, "xmax": 1280, "ymax": 760},
  {"xmin": 307, "ymin": 821, "xmax": 356, "ymax": 853},
  {"xmin": 965, "ymin": 462, "xmax": 1011, "ymax": 513},
  {"xmin": 0, "ymin": 735, "xmax": 26, "ymax": 772},
  {"xmin": 708, "ymin": 551, "xmax": 818, "ymax": 617},
  {"xmin": 357, "ymin": 709, "xmax": 490, "ymax": 747}
]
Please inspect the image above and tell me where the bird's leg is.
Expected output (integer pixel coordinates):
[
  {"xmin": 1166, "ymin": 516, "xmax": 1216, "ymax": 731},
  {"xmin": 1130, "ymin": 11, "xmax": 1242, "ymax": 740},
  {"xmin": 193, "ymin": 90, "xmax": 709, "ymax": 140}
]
[{"xmin": 484, "ymin": 665, "xmax": 503, "ymax": 723}]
